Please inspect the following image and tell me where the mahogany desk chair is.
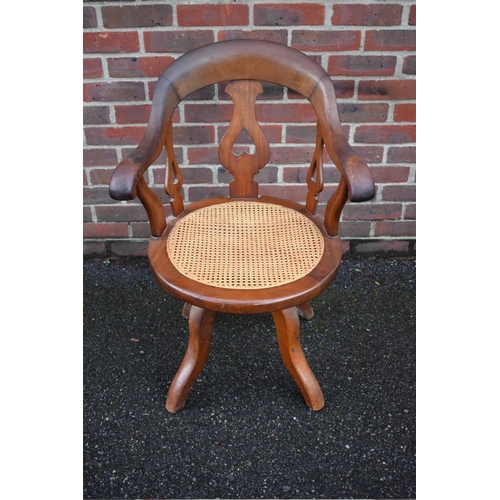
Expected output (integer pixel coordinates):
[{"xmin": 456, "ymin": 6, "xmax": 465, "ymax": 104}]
[{"xmin": 109, "ymin": 40, "xmax": 375, "ymax": 413}]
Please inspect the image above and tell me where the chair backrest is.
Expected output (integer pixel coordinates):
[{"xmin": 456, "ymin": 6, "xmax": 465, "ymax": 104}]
[
  {"xmin": 152, "ymin": 40, "xmax": 342, "ymax": 212},
  {"xmin": 109, "ymin": 40, "xmax": 375, "ymax": 237}
]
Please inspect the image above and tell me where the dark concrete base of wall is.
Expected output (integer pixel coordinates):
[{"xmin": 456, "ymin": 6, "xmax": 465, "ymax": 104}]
[
  {"xmin": 344, "ymin": 239, "xmax": 416, "ymax": 259},
  {"xmin": 84, "ymin": 238, "xmax": 416, "ymax": 260}
]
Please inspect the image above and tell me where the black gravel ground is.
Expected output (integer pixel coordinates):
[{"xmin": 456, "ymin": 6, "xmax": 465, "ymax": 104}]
[{"xmin": 83, "ymin": 256, "xmax": 416, "ymax": 499}]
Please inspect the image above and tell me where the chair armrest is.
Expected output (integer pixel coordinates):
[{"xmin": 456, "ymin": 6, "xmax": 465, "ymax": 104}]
[
  {"xmin": 108, "ymin": 76, "xmax": 181, "ymax": 236},
  {"xmin": 322, "ymin": 147, "xmax": 374, "ymax": 237},
  {"xmin": 109, "ymin": 149, "xmax": 167, "ymax": 237},
  {"xmin": 321, "ymin": 124, "xmax": 375, "ymax": 203},
  {"xmin": 310, "ymin": 76, "xmax": 375, "ymax": 203},
  {"xmin": 337, "ymin": 148, "xmax": 375, "ymax": 203},
  {"xmin": 109, "ymin": 155, "xmax": 146, "ymax": 201},
  {"xmin": 109, "ymin": 75, "xmax": 181, "ymax": 201}
]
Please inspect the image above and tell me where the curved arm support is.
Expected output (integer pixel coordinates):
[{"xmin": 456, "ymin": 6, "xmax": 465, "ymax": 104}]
[
  {"xmin": 109, "ymin": 77, "xmax": 180, "ymax": 201},
  {"xmin": 324, "ymin": 176, "xmax": 348, "ymax": 237},
  {"xmin": 311, "ymin": 77, "xmax": 375, "ymax": 203},
  {"xmin": 109, "ymin": 77, "xmax": 180, "ymax": 236},
  {"xmin": 136, "ymin": 177, "xmax": 167, "ymax": 237}
]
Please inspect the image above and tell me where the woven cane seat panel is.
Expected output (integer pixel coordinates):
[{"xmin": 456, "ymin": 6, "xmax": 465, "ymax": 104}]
[{"xmin": 166, "ymin": 201, "xmax": 325, "ymax": 290}]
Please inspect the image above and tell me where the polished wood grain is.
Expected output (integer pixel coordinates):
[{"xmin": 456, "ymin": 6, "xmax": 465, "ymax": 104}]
[
  {"xmin": 108, "ymin": 40, "xmax": 376, "ymax": 412},
  {"xmin": 109, "ymin": 40, "xmax": 375, "ymax": 205},
  {"xmin": 181, "ymin": 302, "xmax": 192, "ymax": 319},
  {"xmin": 164, "ymin": 121, "xmax": 184, "ymax": 216},
  {"xmin": 218, "ymin": 81, "xmax": 270, "ymax": 199},
  {"xmin": 165, "ymin": 305, "xmax": 217, "ymax": 413},
  {"xmin": 324, "ymin": 176, "xmax": 349, "ymax": 237},
  {"xmin": 296, "ymin": 302, "xmax": 315, "ymax": 321},
  {"xmin": 305, "ymin": 122, "xmax": 325, "ymax": 216},
  {"xmin": 109, "ymin": 76, "xmax": 180, "ymax": 201},
  {"xmin": 136, "ymin": 176, "xmax": 166, "ymax": 237},
  {"xmin": 272, "ymin": 307, "xmax": 324, "ymax": 411}
]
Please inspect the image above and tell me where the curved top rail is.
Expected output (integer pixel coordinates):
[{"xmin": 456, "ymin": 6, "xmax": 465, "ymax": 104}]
[{"xmin": 160, "ymin": 39, "xmax": 328, "ymax": 100}]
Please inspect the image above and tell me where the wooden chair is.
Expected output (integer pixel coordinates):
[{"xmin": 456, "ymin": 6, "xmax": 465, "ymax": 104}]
[{"xmin": 109, "ymin": 40, "xmax": 375, "ymax": 413}]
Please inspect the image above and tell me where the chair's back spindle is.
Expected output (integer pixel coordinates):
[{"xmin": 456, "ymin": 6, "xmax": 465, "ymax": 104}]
[
  {"xmin": 164, "ymin": 121, "xmax": 184, "ymax": 216},
  {"xmin": 218, "ymin": 81, "xmax": 271, "ymax": 199}
]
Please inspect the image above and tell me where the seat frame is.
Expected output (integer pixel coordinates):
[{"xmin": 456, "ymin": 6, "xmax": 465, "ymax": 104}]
[{"xmin": 109, "ymin": 40, "xmax": 375, "ymax": 413}]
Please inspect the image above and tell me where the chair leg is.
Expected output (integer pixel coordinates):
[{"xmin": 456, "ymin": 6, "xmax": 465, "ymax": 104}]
[
  {"xmin": 272, "ymin": 307, "xmax": 325, "ymax": 411},
  {"xmin": 181, "ymin": 302, "xmax": 192, "ymax": 319},
  {"xmin": 296, "ymin": 301, "xmax": 314, "ymax": 320},
  {"xmin": 165, "ymin": 305, "xmax": 217, "ymax": 413}
]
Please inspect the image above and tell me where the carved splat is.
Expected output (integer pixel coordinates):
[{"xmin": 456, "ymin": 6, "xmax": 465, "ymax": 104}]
[
  {"xmin": 164, "ymin": 121, "xmax": 184, "ymax": 216},
  {"xmin": 305, "ymin": 121, "xmax": 325, "ymax": 215},
  {"xmin": 218, "ymin": 81, "xmax": 271, "ymax": 199}
]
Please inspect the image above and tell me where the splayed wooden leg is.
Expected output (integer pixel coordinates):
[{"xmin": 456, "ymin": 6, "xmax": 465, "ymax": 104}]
[
  {"xmin": 272, "ymin": 307, "xmax": 324, "ymax": 411},
  {"xmin": 296, "ymin": 301, "xmax": 314, "ymax": 320},
  {"xmin": 165, "ymin": 305, "xmax": 216, "ymax": 413},
  {"xmin": 181, "ymin": 302, "xmax": 192, "ymax": 319}
]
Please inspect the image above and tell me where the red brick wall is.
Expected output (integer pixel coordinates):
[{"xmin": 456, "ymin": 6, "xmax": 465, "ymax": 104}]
[{"xmin": 83, "ymin": 1, "xmax": 416, "ymax": 257}]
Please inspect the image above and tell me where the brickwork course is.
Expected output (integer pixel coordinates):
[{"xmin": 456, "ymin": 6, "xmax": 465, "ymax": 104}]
[{"xmin": 83, "ymin": 0, "xmax": 416, "ymax": 257}]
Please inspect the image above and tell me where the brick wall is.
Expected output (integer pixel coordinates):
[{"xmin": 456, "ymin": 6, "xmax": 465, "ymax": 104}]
[{"xmin": 83, "ymin": 0, "xmax": 416, "ymax": 257}]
